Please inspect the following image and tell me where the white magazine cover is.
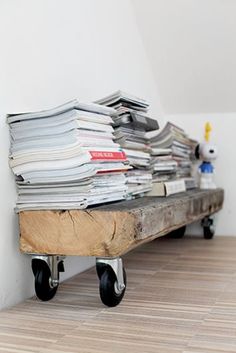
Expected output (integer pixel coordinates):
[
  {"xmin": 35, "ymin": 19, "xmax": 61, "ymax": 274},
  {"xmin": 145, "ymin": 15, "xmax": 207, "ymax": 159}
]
[{"xmin": 7, "ymin": 100, "xmax": 116, "ymax": 123}]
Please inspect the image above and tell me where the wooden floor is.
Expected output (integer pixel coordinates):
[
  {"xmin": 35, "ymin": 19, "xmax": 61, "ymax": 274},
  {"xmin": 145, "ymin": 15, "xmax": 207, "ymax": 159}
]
[{"xmin": 1, "ymin": 235, "xmax": 236, "ymax": 353}]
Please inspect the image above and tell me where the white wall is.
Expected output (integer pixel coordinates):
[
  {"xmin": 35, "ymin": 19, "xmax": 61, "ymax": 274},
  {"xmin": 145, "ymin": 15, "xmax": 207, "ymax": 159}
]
[
  {"xmin": 132, "ymin": 0, "xmax": 236, "ymax": 114},
  {"xmin": 0, "ymin": 0, "xmax": 161, "ymax": 309},
  {"xmin": 131, "ymin": 0, "xmax": 235, "ymax": 235}
]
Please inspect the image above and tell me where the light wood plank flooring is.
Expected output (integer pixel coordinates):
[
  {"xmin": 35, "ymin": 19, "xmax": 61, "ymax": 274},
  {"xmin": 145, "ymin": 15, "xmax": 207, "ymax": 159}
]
[{"xmin": 1, "ymin": 235, "xmax": 236, "ymax": 353}]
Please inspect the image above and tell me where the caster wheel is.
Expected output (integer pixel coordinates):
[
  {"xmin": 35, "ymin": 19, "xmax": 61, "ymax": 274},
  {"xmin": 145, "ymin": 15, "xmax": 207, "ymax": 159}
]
[
  {"xmin": 169, "ymin": 226, "xmax": 186, "ymax": 239},
  {"xmin": 96, "ymin": 262, "xmax": 106, "ymax": 280},
  {"xmin": 32, "ymin": 259, "xmax": 59, "ymax": 301},
  {"xmin": 203, "ymin": 226, "xmax": 214, "ymax": 239},
  {"xmin": 202, "ymin": 217, "xmax": 215, "ymax": 240},
  {"xmin": 99, "ymin": 266, "xmax": 126, "ymax": 307}
]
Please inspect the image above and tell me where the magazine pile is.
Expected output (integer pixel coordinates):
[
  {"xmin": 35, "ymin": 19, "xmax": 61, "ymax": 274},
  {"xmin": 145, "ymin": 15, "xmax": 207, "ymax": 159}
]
[
  {"xmin": 146, "ymin": 122, "xmax": 198, "ymax": 196},
  {"xmin": 96, "ymin": 91, "xmax": 159, "ymax": 197},
  {"xmin": 7, "ymin": 100, "xmax": 130, "ymax": 212}
]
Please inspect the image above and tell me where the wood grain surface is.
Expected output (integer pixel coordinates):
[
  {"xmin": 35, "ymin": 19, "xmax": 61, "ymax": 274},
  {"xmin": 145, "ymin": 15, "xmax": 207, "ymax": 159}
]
[
  {"xmin": 0, "ymin": 235, "xmax": 236, "ymax": 353},
  {"xmin": 19, "ymin": 189, "xmax": 224, "ymax": 256}
]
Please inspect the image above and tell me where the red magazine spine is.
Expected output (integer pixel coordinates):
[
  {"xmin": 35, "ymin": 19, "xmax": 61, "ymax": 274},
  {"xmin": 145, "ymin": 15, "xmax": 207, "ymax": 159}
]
[{"xmin": 89, "ymin": 150, "xmax": 127, "ymax": 161}]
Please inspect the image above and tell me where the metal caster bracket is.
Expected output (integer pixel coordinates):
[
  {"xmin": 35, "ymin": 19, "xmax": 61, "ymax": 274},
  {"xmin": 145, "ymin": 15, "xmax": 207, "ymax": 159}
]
[
  {"xmin": 32, "ymin": 255, "xmax": 65, "ymax": 288},
  {"xmin": 96, "ymin": 257, "xmax": 125, "ymax": 294},
  {"xmin": 201, "ymin": 216, "xmax": 214, "ymax": 228},
  {"xmin": 201, "ymin": 216, "xmax": 215, "ymax": 239}
]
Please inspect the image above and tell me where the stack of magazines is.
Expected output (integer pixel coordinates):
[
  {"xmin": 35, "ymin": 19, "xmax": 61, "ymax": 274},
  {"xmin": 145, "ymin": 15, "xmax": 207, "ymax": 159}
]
[
  {"xmin": 7, "ymin": 100, "xmax": 130, "ymax": 212},
  {"xmin": 146, "ymin": 122, "xmax": 198, "ymax": 196},
  {"xmin": 96, "ymin": 91, "xmax": 159, "ymax": 197}
]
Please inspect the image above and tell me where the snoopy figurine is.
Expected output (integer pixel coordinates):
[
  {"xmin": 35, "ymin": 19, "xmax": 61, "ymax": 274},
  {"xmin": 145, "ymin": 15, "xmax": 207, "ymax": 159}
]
[{"xmin": 195, "ymin": 122, "xmax": 218, "ymax": 189}]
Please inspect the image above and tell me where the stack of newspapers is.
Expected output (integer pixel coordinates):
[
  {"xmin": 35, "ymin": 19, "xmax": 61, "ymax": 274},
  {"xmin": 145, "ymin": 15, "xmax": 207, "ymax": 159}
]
[
  {"xmin": 96, "ymin": 91, "xmax": 159, "ymax": 197},
  {"xmin": 7, "ymin": 100, "xmax": 130, "ymax": 212},
  {"xmin": 146, "ymin": 122, "xmax": 198, "ymax": 196}
]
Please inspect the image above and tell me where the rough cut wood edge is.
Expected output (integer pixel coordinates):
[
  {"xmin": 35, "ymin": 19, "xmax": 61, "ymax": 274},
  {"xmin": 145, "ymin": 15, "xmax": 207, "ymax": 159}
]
[{"xmin": 19, "ymin": 188, "xmax": 224, "ymax": 257}]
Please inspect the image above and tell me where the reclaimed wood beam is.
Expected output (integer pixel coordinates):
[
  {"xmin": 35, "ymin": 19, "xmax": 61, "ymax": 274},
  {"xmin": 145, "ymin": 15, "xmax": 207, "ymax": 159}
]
[{"xmin": 19, "ymin": 189, "xmax": 224, "ymax": 257}]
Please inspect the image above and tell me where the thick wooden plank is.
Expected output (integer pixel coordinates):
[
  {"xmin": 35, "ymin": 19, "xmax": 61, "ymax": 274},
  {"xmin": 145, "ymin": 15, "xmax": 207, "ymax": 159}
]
[{"xmin": 19, "ymin": 188, "xmax": 224, "ymax": 257}]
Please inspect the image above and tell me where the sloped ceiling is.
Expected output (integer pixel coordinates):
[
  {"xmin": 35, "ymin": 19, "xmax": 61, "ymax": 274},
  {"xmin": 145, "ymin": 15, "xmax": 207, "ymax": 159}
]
[{"xmin": 132, "ymin": 0, "xmax": 236, "ymax": 114}]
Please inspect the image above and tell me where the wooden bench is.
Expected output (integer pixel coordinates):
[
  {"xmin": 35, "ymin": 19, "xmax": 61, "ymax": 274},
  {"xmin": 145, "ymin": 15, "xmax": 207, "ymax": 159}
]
[{"xmin": 19, "ymin": 188, "xmax": 224, "ymax": 307}]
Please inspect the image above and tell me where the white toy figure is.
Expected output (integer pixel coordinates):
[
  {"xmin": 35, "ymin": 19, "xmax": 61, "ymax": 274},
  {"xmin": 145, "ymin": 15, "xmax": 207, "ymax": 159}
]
[{"xmin": 195, "ymin": 122, "xmax": 218, "ymax": 189}]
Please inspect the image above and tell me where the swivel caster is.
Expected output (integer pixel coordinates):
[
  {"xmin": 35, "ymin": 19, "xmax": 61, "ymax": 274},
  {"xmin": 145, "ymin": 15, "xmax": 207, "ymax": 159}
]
[
  {"xmin": 169, "ymin": 226, "xmax": 186, "ymax": 239},
  {"xmin": 201, "ymin": 216, "xmax": 215, "ymax": 239},
  {"xmin": 32, "ymin": 255, "xmax": 65, "ymax": 301},
  {"xmin": 96, "ymin": 257, "xmax": 126, "ymax": 307}
]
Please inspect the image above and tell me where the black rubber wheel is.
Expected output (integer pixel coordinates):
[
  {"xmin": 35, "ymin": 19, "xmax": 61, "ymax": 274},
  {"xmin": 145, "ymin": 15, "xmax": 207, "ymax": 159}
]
[
  {"xmin": 169, "ymin": 226, "xmax": 186, "ymax": 239},
  {"xmin": 203, "ymin": 226, "xmax": 214, "ymax": 239},
  {"xmin": 32, "ymin": 260, "xmax": 58, "ymax": 301},
  {"xmin": 96, "ymin": 262, "xmax": 107, "ymax": 280},
  {"xmin": 99, "ymin": 267, "xmax": 126, "ymax": 307}
]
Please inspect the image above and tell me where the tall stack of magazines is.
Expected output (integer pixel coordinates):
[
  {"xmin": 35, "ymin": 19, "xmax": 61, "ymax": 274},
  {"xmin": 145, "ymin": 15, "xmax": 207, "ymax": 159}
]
[
  {"xmin": 7, "ymin": 100, "xmax": 130, "ymax": 212},
  {"xmin": 96, "ymin": 91, "xmax": 159, "ymax": 197}
]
